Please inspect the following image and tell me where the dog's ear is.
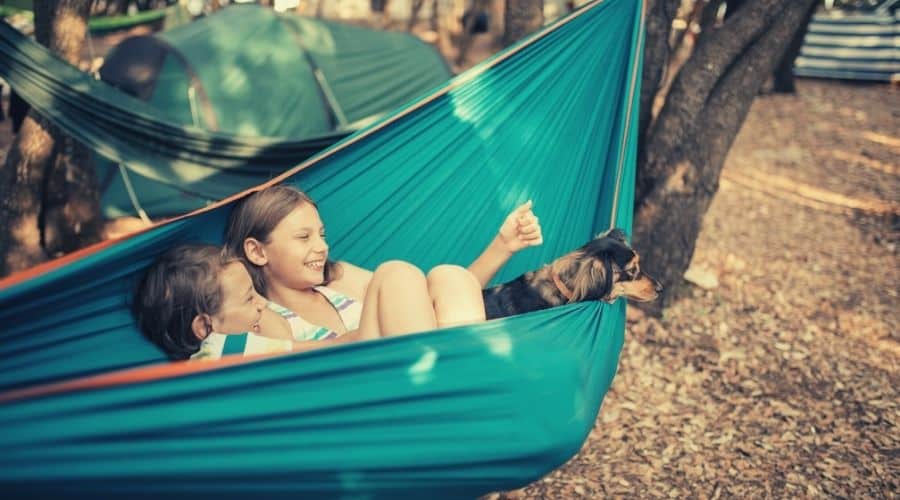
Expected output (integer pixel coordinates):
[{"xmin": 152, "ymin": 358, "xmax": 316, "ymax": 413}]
[
  {"xmin": 585, "ymin": 233, "xmax": 634, "ymax": 267},
  {"xmin": 596, "ymin": 228, "xmax": 628, "ymax": 242},
  {"xmin": 612, "ymin": 248, "xmax": 637, "ymax": 272},
  {"xmin": 608, "ymin": 228, "xmax": 628, "ymax": 242},
  {"xmin": 570, "ymin": 259, "xmax": 608, "ymax": 302},
  {"xmin": 602, "ymin": 242, "xmax": 635, "ymax": 271}
]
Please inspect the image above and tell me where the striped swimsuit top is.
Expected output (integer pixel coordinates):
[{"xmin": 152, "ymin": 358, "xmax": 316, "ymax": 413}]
[
  {"xmin": 190, "ymin": 286, "xmax": 362, "ymax": 360},
  {"xmin": 267, "ymin": 286, "xmax": 362, "ymax": 341}
]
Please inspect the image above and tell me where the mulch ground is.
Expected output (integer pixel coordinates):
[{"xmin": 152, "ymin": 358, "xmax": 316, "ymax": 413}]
[{"xmin": 495, "ymin": 80, "xmax": 899, "ymax": 498}]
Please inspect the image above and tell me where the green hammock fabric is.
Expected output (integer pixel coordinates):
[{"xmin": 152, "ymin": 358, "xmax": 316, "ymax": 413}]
[
  {"xmin": 96, "ymin": 5, "xmax": 452, "ymax": 217},
  {"xmin": 0, "ymin": 0, "xmax": 645, "ymax": 496}
]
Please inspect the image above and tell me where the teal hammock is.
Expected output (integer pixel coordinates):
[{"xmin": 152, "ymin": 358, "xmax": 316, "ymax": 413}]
[{"xmin": 0, "ymin": 0, "xmax": 646, "ymax": 497}]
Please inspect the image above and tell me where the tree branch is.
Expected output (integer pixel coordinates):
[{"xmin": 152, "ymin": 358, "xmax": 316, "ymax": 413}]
[
  {"xmin": 699, "ymin": 0, "xmax": 818, "ymax": 174},
  {"xmin": 637, "ymin": 0, "xmax": 682, "ymax": 152},
  {"xmin": 636, "ymin": 0, "xmax": 790, "ymax": 203},
  {"xmin": 632, "ymin": 0, "xmax": 818, "ymax": 314}
]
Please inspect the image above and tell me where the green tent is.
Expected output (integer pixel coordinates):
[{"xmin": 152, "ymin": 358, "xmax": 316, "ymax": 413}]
[{"xmin": 97, "ymin": 4, "xmax": 452, "ymax": 217}]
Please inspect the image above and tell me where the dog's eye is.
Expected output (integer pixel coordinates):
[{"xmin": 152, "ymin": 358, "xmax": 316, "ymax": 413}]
[{"xmin": 615, "ymin": 268, "xmax": 637, "ymax": 281}]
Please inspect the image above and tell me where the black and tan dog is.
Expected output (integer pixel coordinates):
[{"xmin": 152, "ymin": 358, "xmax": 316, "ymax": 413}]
[{"xmin": 482, "ymin": 229, "xmax": 662, "ymax": 319}]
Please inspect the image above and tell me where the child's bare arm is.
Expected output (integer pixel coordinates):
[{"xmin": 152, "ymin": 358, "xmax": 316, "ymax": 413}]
[{"xmin": 468, "ymin": 200, "xmax": 543, "ymax": 287}]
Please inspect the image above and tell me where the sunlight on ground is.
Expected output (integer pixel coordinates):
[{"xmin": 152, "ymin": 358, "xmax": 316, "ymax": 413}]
[
  {"xmin": 859, "ymin": 130, "xmax": 900, "ymax": 150},
  {"xmin": 824, "ymin": 149, "xmax": 898, "ymax": 175},
  {"xmin": 721, "ymin": 169, "xmax": 900, "ymax": 216},
  {"xmin": 836, "ymin": 310, "xmax": 900, "ymax": 358}
]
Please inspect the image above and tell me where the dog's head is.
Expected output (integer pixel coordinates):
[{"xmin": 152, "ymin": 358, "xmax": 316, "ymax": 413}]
[{"xmin": 554, "ymin": 228, "xmax": 662, "ymax": 303}]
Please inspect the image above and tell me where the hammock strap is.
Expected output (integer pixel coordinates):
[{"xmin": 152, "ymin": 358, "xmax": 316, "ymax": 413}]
[{"xmin": 609, "ymin": 0, "xmax": 647, "ymax": 230}]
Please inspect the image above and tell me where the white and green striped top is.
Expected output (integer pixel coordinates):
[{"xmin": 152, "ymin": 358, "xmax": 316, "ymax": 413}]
[{"xmin": 190, "ymin": 286, "xmax": 363, "ymax": 360}]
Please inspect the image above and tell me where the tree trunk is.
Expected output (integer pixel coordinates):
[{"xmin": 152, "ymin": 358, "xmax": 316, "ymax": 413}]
[
  {"xmin": 666, "ymin": 1, "xmax": 697, "ymax": 55},
  {"xmin": 772, "ymin": 0, "xmax": 818, "ymax": 93},
  {"xmin": 429, "ymin": 0, "xmax": 439, "ymax": 32},
  {"xmin": 723, "ymin": 0, "xmax": 748, "ymax": 21},
  {"xmin": 407, "ymin": 0, "xmax": 426, "ymax": 31},
  {"xmin": 371, "ymin": 0, "xmax": 391, "ymax": 28},
  {"xmin": 455, "ymin": 0, "xmax": 489, "ymax": 66},
  {"xmin": 41, "ymin": 133, "xmax": 103, "ymax": 259},
  {"xmin": 110, "ymin": 0, "xmax": 130, "ymax": 15},
  {"xmin": 490, "ymin": 0, "xmax": 505, "ymax": 37},
  {"xmin": 637, "ymin": 0, "xmax": 681, "ymax": 154},
  {"xmin": 0, "ymin": 0, "xmax": 101, "ymax": 276},
  {"xmin": 632, "ymin": 0, "xmax": 818, "ymax": 314},
  {"xmin": 503, "ymin": 0, "xmax": 542, "ymax": 46},
  {"xmin": 9, "ymin": 90, "xmax": 30, "ymax": 133}
]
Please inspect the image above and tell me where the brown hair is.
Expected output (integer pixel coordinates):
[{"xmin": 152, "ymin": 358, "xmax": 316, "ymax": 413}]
[
  {"xmin": 225, "ymin": 185, "xmax": 339, "ymax": 295},
  {"xmin": 133, "ymin": 244, "xmax": 236, "ymax": 360}
]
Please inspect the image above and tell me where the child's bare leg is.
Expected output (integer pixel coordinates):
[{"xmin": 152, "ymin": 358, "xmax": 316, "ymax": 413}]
[
  {"xmin": 427, "ymin": 265, "xmax": 486, "ymax": 328},
  {"xmin": 356, "ymin": 261, "xmax": 438, "ymax": 339}
]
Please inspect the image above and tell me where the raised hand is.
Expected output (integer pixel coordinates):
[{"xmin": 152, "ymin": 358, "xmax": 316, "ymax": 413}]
[{"xmin": 497, "ymin": 200, "xmax": 543, "ymax": 255}]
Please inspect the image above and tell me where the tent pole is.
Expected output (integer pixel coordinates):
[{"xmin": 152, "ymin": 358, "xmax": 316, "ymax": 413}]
[{"xmin": 118, "ymin": 163, "xmax": 152, "ymax": 223}]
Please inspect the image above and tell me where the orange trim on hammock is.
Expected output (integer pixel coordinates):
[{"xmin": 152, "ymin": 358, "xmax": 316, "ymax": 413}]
[
  {"xmin": 0, "ymin": 353, "xmax": 280, "ymax": 404},
  {"xmin": 0, "ymin": 0, "xmax": 606, "ymax": 292}
]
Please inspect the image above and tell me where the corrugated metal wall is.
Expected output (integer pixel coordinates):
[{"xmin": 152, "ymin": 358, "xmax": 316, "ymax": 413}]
[{"xmin": 794, "ymin": 8, "xmax": 899, "ymax": 82}]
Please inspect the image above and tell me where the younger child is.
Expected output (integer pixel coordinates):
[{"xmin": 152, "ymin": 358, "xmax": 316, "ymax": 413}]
[{"xmin": 134, "ymin": 244, "xmax": 292, "ymax": 360}]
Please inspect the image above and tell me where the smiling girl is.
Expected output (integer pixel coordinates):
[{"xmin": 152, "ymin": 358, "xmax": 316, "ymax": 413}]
[{"xmin": 224, "ymin": 186, "xmax": 541, "ymax": 349}]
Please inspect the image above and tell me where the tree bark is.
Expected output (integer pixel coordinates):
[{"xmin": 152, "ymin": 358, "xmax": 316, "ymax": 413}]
[
  {"xmin": 0, "ymin": 0, "xmax": 101, "ymax": 276},
  {"xmin": 632, "ymin": 0, "xmax": 818, "ymax": 314},
  {"xmin": 430, "ymin": 0, "xmax": 439, "ymax": 32},
  {"xmin": 638, "ymin": 0, "xmax": 796, "ymax": 203},
  {"xmin": 108, "ymin": 0, "xmax": 129, "ymax": 15},
  {"xmin": 637, "ymin": 0, "xmax": 682, "ymax": 154},
  {"xmin": 772, "ymin": 0, "xmax": 818, "ymax": 93},
  {"xmin": 698, "ymin": 0, "xmax": 724, "ymax": 31},
  {"xmin": 41, "ymin": 132, "xmax": 103, "ymax": 259},
  {"xmin": 503, "ymin": 0, "xmax": 542, "ymax": 46},
  {"xmin": 371, "ymin": 0, "xmax": 391, "ymax": 28},
  {"xmin": 407, "ymin": 0, "xmax": 426, "ymax": 31},
  {"xmin": 455, "ymin": 0, "xmax": 490, "ymax": 66},
  {"xmin": 666, "ymin": 0, "xmax": 697, "ymax": 55}
]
